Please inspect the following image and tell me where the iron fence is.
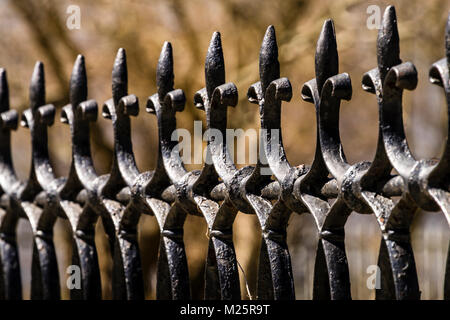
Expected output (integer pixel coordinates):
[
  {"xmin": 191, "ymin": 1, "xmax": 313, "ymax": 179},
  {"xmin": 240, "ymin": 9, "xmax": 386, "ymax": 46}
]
[{"xmin": 0, "ymin": 5, "xmax": 448, "ymax": 300}]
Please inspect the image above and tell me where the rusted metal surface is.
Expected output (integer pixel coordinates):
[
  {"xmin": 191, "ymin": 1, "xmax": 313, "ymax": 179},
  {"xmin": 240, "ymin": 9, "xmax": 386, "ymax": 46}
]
[{"xmin": 0, "ymin": 5, "xmax": 448, "ymax": 300}]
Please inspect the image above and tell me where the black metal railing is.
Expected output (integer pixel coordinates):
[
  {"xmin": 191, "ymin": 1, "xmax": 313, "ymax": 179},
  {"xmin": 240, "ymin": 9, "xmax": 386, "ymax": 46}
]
[{"xmin": 0, "ymin": 5, "xmax": 448, "ymax": 300}]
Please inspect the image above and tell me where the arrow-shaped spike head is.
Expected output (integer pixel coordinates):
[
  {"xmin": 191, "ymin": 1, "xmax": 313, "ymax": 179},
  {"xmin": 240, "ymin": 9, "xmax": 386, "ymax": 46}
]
[
  {"xmin": 446, "ymin": 12, "xmax": 450, "ymax": 67},
  {"xmin": 157, "ymin": 41, "xmax": 174, "ymax": 101},
  {"xmin": 260, "ymin": 25, "xmax": 280, "ymax": 94},
  {"xmin": 112, "ymin": 48, "xmax": 128, "ymax": 105},
  {"xmin": 30, "ymin": 61, "xmax": 45, "ymax": 111},
  {"xmin": 205, "ymin": 31, "xmax": 225, "ymax": 99},
  {"xmin": 377, "ymin": 6, "xmax": 401, "ymax": 81},
  {"xmin": 315, "ymin": 19, "xmax": 338, "ymax": 94},
  {"xmin": 0, "ymin": 68, "xmax": 9, "ymax": 113},
  {"xmin": 70, "ymin": 54, "xmax": 87, "ymax": 108}
]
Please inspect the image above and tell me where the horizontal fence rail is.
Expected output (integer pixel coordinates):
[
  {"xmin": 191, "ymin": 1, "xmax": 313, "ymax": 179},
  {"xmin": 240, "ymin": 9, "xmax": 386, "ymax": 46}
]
[{"xmin": 0, "ymin": 5, "xmax": 448, "ymax": 300}]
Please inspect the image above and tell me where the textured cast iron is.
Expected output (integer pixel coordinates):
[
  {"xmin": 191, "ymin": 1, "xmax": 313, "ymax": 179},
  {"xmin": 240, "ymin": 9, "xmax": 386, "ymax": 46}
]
[{"xmin": 0, "ymin": 5, "xmax": 448, "ymax": 300}]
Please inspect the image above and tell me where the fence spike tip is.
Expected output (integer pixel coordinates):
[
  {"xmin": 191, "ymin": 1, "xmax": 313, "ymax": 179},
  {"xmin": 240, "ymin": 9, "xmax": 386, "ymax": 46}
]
[
  {"xmin": 205, "ymin": 31, "xmax": 225, "ymax": 99},
  {"xmin": 30, "ymin": 61, "xmax": 45, "ymax": 111},
  {"xmin": 260, "ymin": 25, "xmax": 280, "ymax": 94},
  {"xmin": 157, "ymin": 41, "xmax": 174, "ymax": 101},
  {"xmin": 112, "ymin": 48, "xmax": 128, "ymax": 104},
  {"xmin": 70, "ymin": 54, "xmax": 87, "ymax": 108},
  {"xmin": 0, "ymin": 68, "xmax": 9, "ymax": 112},
  {"xmin": 377, "ymin": 5, "xmax": 401, "ymax": 80},
  {"xmin": 315, "ymin": 19, "xmax": 338, "ymax": 94}
]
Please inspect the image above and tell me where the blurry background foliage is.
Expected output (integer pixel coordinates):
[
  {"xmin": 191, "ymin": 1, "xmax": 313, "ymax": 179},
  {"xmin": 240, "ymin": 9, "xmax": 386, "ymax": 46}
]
[{"xmin": 0, "ymin": 0, "xmax": 449, "ymax": 299}]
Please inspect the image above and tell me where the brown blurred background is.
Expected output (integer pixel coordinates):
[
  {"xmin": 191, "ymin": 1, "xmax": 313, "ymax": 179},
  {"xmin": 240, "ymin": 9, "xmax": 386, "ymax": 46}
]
[{"xmin": 0, "ymin": 0, "xmax": 449, "ymax": 299}]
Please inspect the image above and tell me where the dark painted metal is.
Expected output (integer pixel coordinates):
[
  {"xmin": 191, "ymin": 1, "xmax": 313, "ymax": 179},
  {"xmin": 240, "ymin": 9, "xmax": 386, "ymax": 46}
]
[
  {"xmin": 362, "ymin": 6, "xmax": 421, "ymax": 300},
  {"xmin": 59, "ymin": 55, "xmax": 102, "ymax": 299},
  {"xmin": 0, "ymin": 68, "xmax": 22, "ymax": 300},
  {"xmin": 21, "ymin": 63, "xmax": 60, "ymax": 300},
  {"xmin": 246, "ymin": 26, "xmax": 301, "ymax": 300},
  {"xmin": 193, "ymin": 32, "xmax": 241, "ymax": 300},
  {"xmin": 295, "ymin": 19, "xmax": 353, "ymax": 300},
  {"xmin": 0, "ymin": 4, "xmax": 448, "ymax": 301},
  {"xmin": 134, "ymin": 42, "xmax": 191, "ymax": 300},
  {"xmin": 100, "ymin": 49, "xmax": 144, "ymax": 300}
]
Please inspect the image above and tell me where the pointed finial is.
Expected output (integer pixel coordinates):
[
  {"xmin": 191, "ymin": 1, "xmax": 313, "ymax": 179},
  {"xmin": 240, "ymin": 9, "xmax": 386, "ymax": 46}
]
[
  {"xmin": 112, "ymin": 48, "xmax": 128, "ymax": 105},
  {"xmin": 205, "ymin": 31, "xmax": 225, "ymax": 99},
  {"xmin": 377, "ymin": 6, "xmax": 401, "ymax": 81},
  {"xmin": 315, "ymin": 19, "xmax": 338, "ymax": 93},
  {"xmin": 70, "ymin": 54, "xmax": 87, "ymax": 109},
  {"xmin": 157, "ymin": 41, "xmax": 174, "ymax": 101},
  {"xmin": 0, "ymin": 69, "xmax": 9, "ymax": 113},
  {"xmin": 260, "ymin": 25, "xmax": 280, "ymax": 94},
  {"xmin": 30, "ymin": 61, "xmax": 45, "ymax": 111},
  {"xmin": 446, "ymin": 12, "xmax": 450, "ymax": 66}
]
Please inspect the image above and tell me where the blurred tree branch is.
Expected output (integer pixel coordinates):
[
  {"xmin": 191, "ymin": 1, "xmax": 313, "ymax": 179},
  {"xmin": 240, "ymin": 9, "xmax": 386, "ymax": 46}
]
[{"xmin": 10, "ymin": 0, "xmax": 73, "ymax": 102}]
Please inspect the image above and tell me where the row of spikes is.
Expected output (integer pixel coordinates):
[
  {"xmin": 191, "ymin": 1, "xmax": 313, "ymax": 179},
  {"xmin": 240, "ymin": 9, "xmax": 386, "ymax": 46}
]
[
  {"xmin": 0, "ymin": 4, "xmax": 447, "ymax": 300},
  {"xmin": 0, "ymin": 9, "xmax": 447, "ymax": 187}
]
